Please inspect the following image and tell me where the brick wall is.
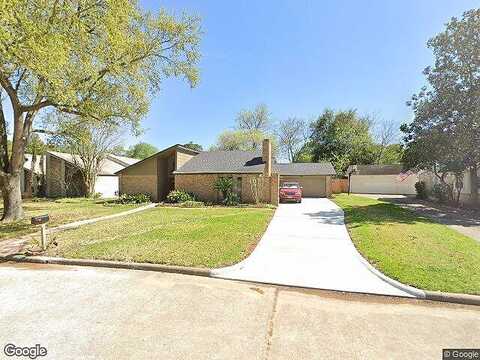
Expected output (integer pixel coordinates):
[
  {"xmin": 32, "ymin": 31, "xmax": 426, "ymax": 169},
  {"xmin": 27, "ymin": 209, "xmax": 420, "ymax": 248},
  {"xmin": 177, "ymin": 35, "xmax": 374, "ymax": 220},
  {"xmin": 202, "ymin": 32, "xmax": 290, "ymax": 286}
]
[
  {"xmin": 175, "ymin": 172, "xmax": 280, "ymax": 205},
  {"xmin": 119, "ymin": 175, "xmax": 158, "ymax": 202},
  {"xmin": 46, "ymin": 154, "xmax": 65, "ymax": 197}
]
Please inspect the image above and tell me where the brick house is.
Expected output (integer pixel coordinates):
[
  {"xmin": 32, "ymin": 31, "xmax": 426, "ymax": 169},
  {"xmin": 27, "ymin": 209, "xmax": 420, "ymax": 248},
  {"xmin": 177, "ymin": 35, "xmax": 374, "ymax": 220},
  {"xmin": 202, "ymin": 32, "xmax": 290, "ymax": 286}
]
[{"xmin": 116, "ymin": 139, "xmax": 336, "ymax": 204}]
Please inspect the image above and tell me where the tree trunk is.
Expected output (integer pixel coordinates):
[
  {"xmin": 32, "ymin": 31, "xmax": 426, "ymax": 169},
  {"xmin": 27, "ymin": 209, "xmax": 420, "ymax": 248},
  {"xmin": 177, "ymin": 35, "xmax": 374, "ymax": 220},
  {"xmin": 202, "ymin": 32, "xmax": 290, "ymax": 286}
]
[
  {"xmin": 1, "ymin": 173, "xmax": 24, "ymax": 222},
  {"xmin": 470, "ymin": 164, "xmax": 478, "ymax": 206}
]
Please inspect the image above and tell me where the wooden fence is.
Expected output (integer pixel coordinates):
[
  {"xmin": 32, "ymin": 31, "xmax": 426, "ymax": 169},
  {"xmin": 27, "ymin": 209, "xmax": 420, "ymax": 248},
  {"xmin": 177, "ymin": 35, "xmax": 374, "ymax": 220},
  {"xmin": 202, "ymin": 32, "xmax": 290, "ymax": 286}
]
[{"xmin": 331, "ymin": 178, "xmax": 348, "ymax": 194}]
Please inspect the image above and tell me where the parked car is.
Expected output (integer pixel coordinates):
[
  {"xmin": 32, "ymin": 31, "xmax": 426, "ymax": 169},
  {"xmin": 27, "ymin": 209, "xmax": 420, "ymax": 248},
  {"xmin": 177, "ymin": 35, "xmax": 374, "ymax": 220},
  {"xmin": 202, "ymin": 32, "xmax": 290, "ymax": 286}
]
[{"xmin": 279, "ymin": 182, "xmax": 302, "ymax": 203}]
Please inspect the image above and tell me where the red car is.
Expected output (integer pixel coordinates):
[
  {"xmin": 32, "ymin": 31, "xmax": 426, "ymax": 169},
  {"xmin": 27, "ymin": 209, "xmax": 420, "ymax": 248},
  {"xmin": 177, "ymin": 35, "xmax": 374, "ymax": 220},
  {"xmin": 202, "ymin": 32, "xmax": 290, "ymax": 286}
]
[{"xmin": 279, "ymin": 182, "xmax": 302, "ymax": 203}]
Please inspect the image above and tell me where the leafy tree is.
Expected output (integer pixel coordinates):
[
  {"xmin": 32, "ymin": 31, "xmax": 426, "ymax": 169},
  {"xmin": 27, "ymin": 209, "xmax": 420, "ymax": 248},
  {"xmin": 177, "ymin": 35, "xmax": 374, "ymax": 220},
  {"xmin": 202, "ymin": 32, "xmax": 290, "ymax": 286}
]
[
  {"xmin": 0, "ymin": 0, "xmax": 201, "ymax": 220},
  {"xmin": 213, "ymin": 129, "xmax": 278, "ymax": 154},
  {"xmin": 236, "ymin": 104, "xmax": 271, "ymax": 131},
  {"xmin": 182, "ymin": 141, "xmax": 203, "ymax": 152},
  {"xmin": 127, "ymin": 142, "xmax": 158, "ymax": 159},
  {"xmin": 402, "ymin": 9, "xmax": 480, "ymax": 205},
  {"xmin": 308, "ymin": 109, "xmax": 376, "ymax": 174},
  {"xmin": 276, "ymin": 117, "xmax": 307, "ymax": 162}
]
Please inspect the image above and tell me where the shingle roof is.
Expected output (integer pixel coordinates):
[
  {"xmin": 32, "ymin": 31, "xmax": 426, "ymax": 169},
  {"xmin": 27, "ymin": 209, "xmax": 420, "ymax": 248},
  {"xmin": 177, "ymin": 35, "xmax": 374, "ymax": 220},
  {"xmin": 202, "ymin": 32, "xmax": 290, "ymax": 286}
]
[{"xmin": 174, "ymin": 150, "xmax": 336, "ymax": 176}]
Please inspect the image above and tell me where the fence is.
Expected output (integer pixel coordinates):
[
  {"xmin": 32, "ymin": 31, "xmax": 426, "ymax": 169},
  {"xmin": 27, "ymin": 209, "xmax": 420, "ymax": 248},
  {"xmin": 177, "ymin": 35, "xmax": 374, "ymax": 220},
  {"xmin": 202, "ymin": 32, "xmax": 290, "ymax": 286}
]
[{"xmin": 331, "ymin": 178, "xmax": 348, "ymax": 194}]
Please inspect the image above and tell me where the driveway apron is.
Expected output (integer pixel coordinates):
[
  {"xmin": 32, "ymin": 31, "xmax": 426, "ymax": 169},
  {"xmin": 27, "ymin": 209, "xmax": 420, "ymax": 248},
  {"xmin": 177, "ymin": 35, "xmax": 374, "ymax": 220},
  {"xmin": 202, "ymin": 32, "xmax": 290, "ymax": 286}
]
[{"xmin": 212, "ymin": 198, "xmax": 413, "ymax": 297}]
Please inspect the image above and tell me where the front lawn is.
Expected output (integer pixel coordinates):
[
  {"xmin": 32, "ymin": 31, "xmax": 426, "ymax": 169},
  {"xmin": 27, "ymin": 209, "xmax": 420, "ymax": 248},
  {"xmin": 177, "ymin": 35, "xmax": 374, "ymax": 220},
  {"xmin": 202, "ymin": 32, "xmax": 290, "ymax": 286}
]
[
  {"xmin": 333, "ymin": 194, "xmax": 480, "ymax": 295},
  {"xmin": 44, "ymin": 207, "xmax": 275, "ymax": 268},
  {"xmin": 0, "ymin": 198, "xmax": 140, "ymax": 241}
]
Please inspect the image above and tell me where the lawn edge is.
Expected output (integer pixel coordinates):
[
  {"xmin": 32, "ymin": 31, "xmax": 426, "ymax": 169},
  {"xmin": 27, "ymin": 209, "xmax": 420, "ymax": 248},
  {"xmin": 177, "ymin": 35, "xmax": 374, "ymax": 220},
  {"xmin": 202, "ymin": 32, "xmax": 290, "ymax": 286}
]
[{"xmin": 3, "ymin": 255, "xmax": 211, "ymax": 277}]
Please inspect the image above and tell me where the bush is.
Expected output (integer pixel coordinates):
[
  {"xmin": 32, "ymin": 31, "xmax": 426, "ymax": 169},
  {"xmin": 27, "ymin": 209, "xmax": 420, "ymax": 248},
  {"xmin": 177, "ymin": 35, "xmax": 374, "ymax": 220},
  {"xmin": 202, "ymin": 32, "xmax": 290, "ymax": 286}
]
[
  {"xmin": 178, "ymin": 201, "xmax": 205, "ymax": 208},
  {"xmin": 432, "ymin": 183, "xmax": 451, "ymax": 203},
  {"xmin": 223, "ymin": 192, "xmax": 240, "ymax": 206},
  {"xmin": 414, "ymin": 181, "xmax": 428, "ymax": 200},
  {"xmin": 166, "ymin": 190, "xmax": 197, "ymax": 203},
  {"xmin": 214, "ymin": 177, "xmax": 233, "ymax": 199},
  {"xmin": 116, "ymin": 193, "xmax": 151, "ymax": 204}
]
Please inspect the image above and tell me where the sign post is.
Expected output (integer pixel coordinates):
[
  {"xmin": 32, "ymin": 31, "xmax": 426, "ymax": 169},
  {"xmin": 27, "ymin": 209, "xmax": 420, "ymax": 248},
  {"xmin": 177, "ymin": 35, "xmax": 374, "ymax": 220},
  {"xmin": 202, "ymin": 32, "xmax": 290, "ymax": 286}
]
[{"xmin": 31, "ymin": 215, "xmax": 50, "ymax": 251}]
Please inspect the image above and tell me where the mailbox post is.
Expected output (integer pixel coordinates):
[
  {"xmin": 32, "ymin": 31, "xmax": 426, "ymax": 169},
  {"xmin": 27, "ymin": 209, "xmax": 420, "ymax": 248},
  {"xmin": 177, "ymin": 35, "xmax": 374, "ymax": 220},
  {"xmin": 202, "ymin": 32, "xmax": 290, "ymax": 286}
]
[{"xmin": 31, "ymin": 214, "xmax": 50, "ymax": 251}]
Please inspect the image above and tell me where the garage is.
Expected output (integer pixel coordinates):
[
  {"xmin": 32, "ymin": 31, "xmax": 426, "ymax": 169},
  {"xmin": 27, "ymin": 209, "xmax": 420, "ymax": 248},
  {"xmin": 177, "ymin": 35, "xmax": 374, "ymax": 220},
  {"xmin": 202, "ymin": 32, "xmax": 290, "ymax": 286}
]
[{"xmin": 280, "ymin": 175, "xmax": 327, "ymax": 197}]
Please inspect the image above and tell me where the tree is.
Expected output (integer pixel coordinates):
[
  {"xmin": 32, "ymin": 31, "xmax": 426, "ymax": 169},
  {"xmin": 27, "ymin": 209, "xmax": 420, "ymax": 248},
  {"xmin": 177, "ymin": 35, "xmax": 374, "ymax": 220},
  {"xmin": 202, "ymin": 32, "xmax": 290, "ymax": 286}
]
[
  {"xmin": 182, "ymin": 142, "xmax": 203, "ymax": 152},
  {"xmin": 308, "ymin": 109, "xmax": 376, "ymax": 174},
  {"xmin": 54, "ymin": 120, "xmax": 123, "ymax": 197},
  {"xmin": 236, "ymin": 104, "xmax": 271, "ymax": 132},
  {"xmin": 276, "ymin": 117, "xmax": 307, "ymax": 162},
  {"xmin": 126, "ymin": 142, "xmax": 158, "ymax": 159},
  {"xmin": 24, "ymin": 134, "xmax": 47, "ymax": 197},
  {"xmin": 213, "ymin": 129, "xmax": 278, "ymax": 154},
  {"xmin": 0, "ymin": 0, "xmax": 201, "ymax": 221},
  {"xmin": 402, "ymin": 9, "xmax": 480, "ymax": 205},
  {"xmin": 373, "ymin": 119, "xmax": 400, "ymax": 164}
]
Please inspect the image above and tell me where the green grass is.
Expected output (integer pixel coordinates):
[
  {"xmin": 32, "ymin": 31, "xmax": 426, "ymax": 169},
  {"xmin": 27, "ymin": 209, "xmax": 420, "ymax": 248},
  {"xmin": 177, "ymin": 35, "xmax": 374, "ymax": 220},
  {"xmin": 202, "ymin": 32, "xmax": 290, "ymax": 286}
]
[
  {"xmin": 44, "ymin": 207, "xmax": 275, "ymax": 268},
  {"xmin": 332, "ymin": 194, "xmax": 480, "ymax": 295},
  {"xmin": 0, "ymin": 198, "xmax": 140, "ymax": 241}
]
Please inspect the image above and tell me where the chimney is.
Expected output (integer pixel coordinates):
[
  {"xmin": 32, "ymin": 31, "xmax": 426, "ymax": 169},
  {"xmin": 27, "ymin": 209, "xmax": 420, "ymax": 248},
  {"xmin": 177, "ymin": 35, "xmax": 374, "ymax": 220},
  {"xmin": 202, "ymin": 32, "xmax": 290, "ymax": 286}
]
[{"xmin": 262, "ymin": 138, "xmax": 272, "ymax": 177}]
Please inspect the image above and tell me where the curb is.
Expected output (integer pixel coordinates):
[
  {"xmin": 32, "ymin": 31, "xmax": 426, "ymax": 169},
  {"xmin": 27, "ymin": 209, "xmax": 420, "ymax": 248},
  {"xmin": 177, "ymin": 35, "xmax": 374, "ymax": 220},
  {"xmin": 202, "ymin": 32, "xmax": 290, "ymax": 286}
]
[
  {"xmin": 2, "ymin": 254, "xmax": 480, "ymax": 307},
  {"xmin": 424, "ymin": 290, "xmax": 480, "ymax": 306},
  {"xmin": 3, "ymin": 255, "xmax": 211, "ymax": 278}
]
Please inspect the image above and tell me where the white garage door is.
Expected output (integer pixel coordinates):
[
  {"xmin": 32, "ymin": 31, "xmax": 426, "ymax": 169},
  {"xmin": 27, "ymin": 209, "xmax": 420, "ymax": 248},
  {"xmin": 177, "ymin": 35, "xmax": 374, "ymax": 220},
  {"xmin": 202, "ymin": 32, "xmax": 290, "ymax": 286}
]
[
  {"xmin": 280, "ymin": 176, "xmax": 326, "ymax": 197},
  {"xmin": 350, "ymin": 174, "xmax": 419, "ymax": 195},
  {"xmin": 95, "ymin": 175, "xmax": 119, "ymax": 198}
]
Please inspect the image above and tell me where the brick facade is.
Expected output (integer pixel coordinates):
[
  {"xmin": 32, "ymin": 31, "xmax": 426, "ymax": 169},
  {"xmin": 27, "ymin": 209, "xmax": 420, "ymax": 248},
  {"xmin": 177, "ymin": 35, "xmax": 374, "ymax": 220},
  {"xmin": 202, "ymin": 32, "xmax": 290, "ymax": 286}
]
[
  {"xmin": 174, "ymin": 172, "xmax": 280, "ymax": 205},
  {"xmin": 119, "ymin": 175, "xmax": 158, "ymax": 202}
]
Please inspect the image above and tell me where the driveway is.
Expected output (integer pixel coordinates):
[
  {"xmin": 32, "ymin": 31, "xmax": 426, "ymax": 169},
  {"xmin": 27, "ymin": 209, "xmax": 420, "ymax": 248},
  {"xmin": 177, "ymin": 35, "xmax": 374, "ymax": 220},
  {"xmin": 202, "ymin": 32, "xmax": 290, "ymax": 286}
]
[
  {"xmin": 1, "ymin": 263, "xmax": 478, "ymax": 359},
  {"xmin": 212, "ymin": 198, "xmax": 413, "ymax": 297}
]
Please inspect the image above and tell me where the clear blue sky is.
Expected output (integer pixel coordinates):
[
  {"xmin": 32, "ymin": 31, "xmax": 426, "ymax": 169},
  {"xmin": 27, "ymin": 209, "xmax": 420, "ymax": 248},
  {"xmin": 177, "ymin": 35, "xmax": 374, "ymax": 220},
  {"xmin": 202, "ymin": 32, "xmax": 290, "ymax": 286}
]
[{"xmin": 132, "ymin": 0, "xmax": 477, "ymax": 151}]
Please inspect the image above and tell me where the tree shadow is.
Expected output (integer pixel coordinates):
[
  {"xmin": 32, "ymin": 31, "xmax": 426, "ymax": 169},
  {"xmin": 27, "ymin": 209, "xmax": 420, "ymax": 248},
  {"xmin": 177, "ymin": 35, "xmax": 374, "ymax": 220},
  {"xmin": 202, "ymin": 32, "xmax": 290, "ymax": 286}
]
[{"xmin": 303, "ymin": 209, "xmax": 346, "ymax": 225}]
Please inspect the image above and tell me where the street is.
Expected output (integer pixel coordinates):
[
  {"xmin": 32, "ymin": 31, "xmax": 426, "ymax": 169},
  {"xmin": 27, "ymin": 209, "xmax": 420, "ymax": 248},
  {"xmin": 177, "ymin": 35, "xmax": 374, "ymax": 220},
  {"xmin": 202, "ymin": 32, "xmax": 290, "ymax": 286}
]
[{"xmin": 0, "ymin": 262, "xmax": 478, "ymax": 360}]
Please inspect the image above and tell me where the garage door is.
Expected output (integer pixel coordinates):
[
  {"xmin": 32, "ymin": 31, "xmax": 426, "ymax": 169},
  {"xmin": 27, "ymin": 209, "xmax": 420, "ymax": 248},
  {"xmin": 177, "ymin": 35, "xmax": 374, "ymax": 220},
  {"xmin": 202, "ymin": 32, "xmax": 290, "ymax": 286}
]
[{"xmin": 280, "ymin": 176, "xmax": 326, "ymax": 197}]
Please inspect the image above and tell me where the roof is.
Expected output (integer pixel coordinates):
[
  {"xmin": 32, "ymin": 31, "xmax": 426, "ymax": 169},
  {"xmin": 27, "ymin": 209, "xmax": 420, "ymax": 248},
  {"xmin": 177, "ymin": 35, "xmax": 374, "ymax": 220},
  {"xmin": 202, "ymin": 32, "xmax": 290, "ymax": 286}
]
[
  {"xmin": 174, "ymin": 150, "xmax": 336, "ymax": 176},
  {"xmin": 48, "ymin": 151, "xmax": 139, "ymax": 176},
  {"xmin": 347, "ymin": 164, "xmax": 403, "ymax": 175},
  {"xmin": 115, "ymin": 144, "xmax": 200, "ymax": 174}
]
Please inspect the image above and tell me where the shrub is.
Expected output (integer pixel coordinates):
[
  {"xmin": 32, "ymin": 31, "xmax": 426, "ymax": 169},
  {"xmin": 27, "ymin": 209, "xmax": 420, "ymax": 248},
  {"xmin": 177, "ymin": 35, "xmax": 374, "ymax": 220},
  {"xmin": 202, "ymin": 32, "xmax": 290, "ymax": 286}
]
[
  {"xmin": 166, "ymin": 190, "xmax": 196, "ymax": 203},
  {"xmin": 223, "ymin": 192, "xmax": 240, "ymax": 206},
  {"xmin": 178, "ymin": 201, "xmax": 205, "ymax": 208},
  {"xmin": 116, "ymin": 193, "xmax": 151, "ymax": 204},
  {"xmin": 414, "ymin": 181, "xmax": 428, "ymax": 200},
  {"xmin": 432, "ymin": 183, "xmax": 451, "ymax": 203},
  {"xmin": 213, "ymin": 177, "xmax": 233, "ymax": 199}
]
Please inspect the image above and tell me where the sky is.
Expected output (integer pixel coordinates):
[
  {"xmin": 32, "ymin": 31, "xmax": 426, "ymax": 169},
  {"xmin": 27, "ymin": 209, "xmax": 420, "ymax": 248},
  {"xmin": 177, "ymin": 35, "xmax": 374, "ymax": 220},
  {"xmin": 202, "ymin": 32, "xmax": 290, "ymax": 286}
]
[{"xmin": 133, "ymin": 0, "xmax": 477, "ymax": 151}]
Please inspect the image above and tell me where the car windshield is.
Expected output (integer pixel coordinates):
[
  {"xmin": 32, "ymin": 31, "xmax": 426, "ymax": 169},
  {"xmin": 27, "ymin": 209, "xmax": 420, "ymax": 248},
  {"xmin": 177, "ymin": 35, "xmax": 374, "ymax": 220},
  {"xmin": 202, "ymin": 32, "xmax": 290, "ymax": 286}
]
[{"xmin": 282, "ymin": 183, "xmax": 299, "ymax": 189}]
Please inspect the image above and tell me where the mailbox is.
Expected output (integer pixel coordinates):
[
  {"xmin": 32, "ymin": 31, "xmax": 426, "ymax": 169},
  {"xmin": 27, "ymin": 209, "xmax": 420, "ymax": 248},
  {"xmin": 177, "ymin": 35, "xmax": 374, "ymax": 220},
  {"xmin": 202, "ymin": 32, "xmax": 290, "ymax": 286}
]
[{"xmin": 31, "ymin": 214, "xmax": 49, "ymax": 225}]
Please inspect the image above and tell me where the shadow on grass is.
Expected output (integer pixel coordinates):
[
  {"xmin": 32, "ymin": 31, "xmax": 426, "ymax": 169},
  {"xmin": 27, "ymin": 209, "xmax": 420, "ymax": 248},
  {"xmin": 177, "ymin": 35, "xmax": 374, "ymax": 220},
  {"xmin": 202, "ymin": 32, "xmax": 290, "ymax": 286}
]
[
  {"xmin": 340, "ymin": 202, "xmax": 434, "ymax": 228},
  {"xmin": 0, "ymin": 221, "xmax": 32, "ymax": 240}
]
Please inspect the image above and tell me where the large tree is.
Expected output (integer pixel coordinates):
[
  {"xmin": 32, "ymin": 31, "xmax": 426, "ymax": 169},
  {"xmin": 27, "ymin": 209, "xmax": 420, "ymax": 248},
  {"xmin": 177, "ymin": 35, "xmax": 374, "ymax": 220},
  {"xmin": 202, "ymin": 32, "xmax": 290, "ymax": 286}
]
[
  {"xmin": 308, "ymin": 109, "xmax": 376, "ymax": 174},
  {"xmin": 127, "ymin": 142, "xmax": 158, "ymax": 159},
  {"xmin": 0, "ymin": 0, "xmax": 201, "ymax": 220},
  {"xmin": 276, "ymin": 117, "xmax": 307, "ymax": 162},
  {"xmin": 402, "ymin": 8, "xmax": 480, "ymax": 205},
  {"xmin": 235, "ymin": 103, "xmax": 271, "ymax": 132}
]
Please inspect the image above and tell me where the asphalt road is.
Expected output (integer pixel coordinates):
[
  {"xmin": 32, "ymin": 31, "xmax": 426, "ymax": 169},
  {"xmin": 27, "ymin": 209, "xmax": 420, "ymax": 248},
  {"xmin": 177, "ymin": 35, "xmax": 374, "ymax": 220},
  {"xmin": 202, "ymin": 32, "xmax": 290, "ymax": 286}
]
[{"xmin": 0, "ymin": 262, "xmax": 479, "ymax": 360}]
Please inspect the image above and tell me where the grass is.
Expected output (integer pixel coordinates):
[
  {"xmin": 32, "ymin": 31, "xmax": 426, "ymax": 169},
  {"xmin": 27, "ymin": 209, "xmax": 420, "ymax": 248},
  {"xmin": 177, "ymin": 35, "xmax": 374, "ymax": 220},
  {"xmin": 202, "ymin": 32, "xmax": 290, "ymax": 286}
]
[
  {"xmin": 0, "ymin": 198, "xmax": 140, "ymax": 241},
  {"xmin": 332, "ymin": 194, "xmax": 480, "ymax": 295},
  {"xmin": 44, "ymin": 207, "xmax": 275, "ymax": 268}
]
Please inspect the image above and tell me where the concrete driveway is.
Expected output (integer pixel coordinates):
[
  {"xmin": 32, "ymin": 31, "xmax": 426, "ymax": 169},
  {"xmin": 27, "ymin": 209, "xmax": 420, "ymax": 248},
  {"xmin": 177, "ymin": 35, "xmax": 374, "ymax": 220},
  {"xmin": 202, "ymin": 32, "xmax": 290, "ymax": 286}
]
[
  {"xmin": 213, "ymin": 198, "xmax": 413, "ymax": 297},
  {"xmin": 1, "ymin": 263, "xmax": 478, "ymax": 360}
]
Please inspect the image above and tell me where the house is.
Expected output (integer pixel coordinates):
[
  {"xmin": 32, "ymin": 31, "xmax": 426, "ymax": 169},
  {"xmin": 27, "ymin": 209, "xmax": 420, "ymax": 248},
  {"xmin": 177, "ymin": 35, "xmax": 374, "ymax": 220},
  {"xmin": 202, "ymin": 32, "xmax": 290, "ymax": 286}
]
[
  {"xmin": 116, "ymin": 139, "xmax": 336, "ymax": 204},
  {"xmin": 347, "ymin": 164, "xmax": 419, "ymax": 195},
  {"xmin": 115, "ymin": 144, "xmax": 201, "ymax": 202},
  {"xmin": 45, "ymin": 151, "xmax": 139, "ymax": 198},
  {"xmin": 21, "ymin": 154, "xmax": 46, "ymax": 196}
]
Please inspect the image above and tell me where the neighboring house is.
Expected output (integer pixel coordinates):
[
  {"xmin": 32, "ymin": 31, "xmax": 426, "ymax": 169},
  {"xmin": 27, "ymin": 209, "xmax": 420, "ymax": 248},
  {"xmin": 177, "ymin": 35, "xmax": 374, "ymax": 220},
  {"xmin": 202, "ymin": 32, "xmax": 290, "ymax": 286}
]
[
  {"xmin": 45, "ymin": 151, "xmax": 139, "ymax": 198},
  {"xmin": 347, "ymin": 164, "xmax": 480, "ymax": 204},
  {"xmin": 115, "ymin": 144, "xmax": 200, "ymax": 202},
  {"xmin": 116, "ymin": 139, "xmax": 336, "ymax": 204},
  {"xmin": 21, "ymin": 154, "xmax": 46, "ymax": 196},
  {"xmin": 347, "ymin": 165, "xmax": 419, "ymax": 195}
]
